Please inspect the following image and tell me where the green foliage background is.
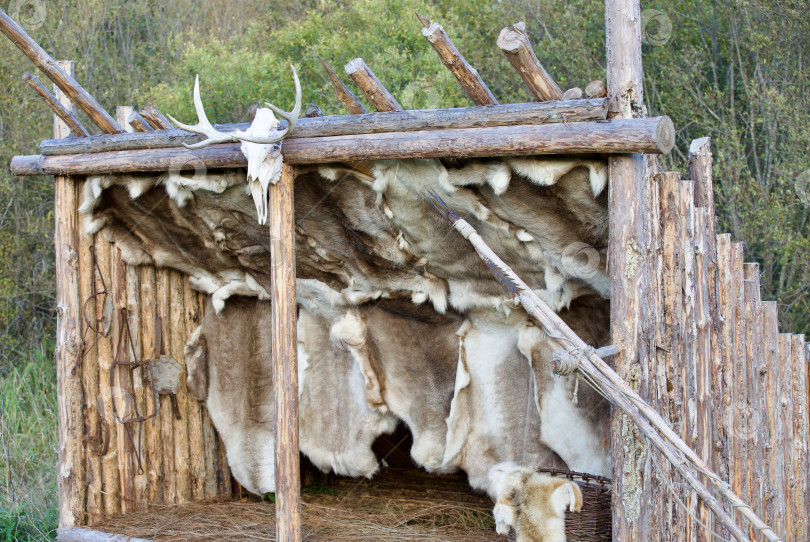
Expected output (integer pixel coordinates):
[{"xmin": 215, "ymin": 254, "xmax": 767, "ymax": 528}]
[{"xmin": 0, "ymin": 0, "xmax": 807, "ymax": 537}]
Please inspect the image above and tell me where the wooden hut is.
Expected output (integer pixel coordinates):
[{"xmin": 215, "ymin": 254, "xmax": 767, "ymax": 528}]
[{"xmin": 2, "ymin": 1, "xmax": 808, "ymax": 540}]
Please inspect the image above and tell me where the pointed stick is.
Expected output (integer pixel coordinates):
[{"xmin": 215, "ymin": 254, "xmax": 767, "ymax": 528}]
[
  {"xmin": 318, "ymin": 56, "xmax": 367, "ymax": 115},
  {"xmin": 418, "ymin": 15, "xmax": 498, "ymax": 106}
]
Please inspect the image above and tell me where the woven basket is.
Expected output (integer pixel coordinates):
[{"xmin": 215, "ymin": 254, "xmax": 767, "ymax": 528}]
[{"xmin": 507, "ymin": 469, "xmax": 612, "ymax": 542}]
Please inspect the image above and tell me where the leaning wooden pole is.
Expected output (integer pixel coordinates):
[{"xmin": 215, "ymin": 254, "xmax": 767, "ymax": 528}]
[
  {"xmin": 270, "ymin": 163, "xmax": 301, "ymax": 542},
  {"xmin": 23, "ymin": 72, "xmax": 89, "ymax": 137},
  {"xmin": 54, "ymin": 59, "xmax": 86, "ymax": 529},
  {"xmin": 604, "ymin": 1, "xmax": 655, "ymax": 539},
  {"xmin": 0, "ymin": 8, "xmax": 122, "ymax": 134}
]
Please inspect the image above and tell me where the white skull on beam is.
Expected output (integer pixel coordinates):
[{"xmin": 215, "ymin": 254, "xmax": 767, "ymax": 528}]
[{"xmin": 167, "ymin": 66, "xmax": 302, "ymax": 225}]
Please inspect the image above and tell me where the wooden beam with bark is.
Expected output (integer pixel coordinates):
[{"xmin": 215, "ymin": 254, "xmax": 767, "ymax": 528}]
[
  {"xmin": 126, "ymin": 111, "xmax": 154, "ymax": 133},
  {"xmin": 12, "ymin": 116, "xmax": 675, "ymax": 176},
  {"xmin": 139, "ymin": 105, "xmax": 173, "ymax": 130},
  {"xmin": 344, "ymin": 58, "xmax": 402, "ymax": 112},
  {"xmin": 38, "ymin": 98, "xmax": 608, "ymax": 155},
  {"xmin": 418, "ymin": 15, "xmax": 498, "ymax": 106},
  {"xmin": 497, "ymin": 22, "xmax": 563, "ymax": 101},
  {"xmin": 318, "ymin": 57, "xmax": 367, "ymax": 115},
  {"xmin": 0, "ymin": 8, "xmax": 122, "ymax": 134},
  {"xmin": 23, "ymin": 72, "xmax": 89, "ymax": 137}
]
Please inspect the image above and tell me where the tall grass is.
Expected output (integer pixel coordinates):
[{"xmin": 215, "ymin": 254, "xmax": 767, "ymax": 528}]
[{"xmin": 0, "ymin": 341, "xmax": 58, "ymax": 542}]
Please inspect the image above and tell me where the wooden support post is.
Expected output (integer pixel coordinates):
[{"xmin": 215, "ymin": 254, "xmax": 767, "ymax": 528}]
[
  {"xmin": 270, "ymin": 163, "xmax": 300, "ymax": 542},
  {"xmin": 604, "ymin": 1, "xmax": 656, "ymax": 539},
  {"xmin": 0, "ymin": 9, "xmax": 122, "ymax": 133},
  {"xmin": 318, "ymin": 57, "xmax": 367, "ymax": 114},
  {"xmin": 24, "ymin": 72, "xmax": 89, "ymax": 137},
  {"xmin": 344, "ymin": 58, "xmax": 402, "ymax": 112},
  {"xmin": 54, "ymin": 59, "xmax": 86, "ymax": 528},
  {"xmin": 778, "ymin": 334, "xmax": 794, "ymax": 537},
  {"xmin": 497, "ymin": 21, "xmax": 563, "ymax": 101},
  {"xmin": 418, "ymin": 16, "xmax": 498, "ymax": 106}
]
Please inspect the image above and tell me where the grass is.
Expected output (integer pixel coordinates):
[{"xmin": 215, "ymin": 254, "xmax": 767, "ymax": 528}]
[{"xmin": 0, "ymin": 341, "xmax": 58, "ymax": 542}]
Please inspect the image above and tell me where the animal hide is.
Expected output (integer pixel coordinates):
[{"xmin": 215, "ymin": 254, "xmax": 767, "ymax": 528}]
[
  {"xmin": 489, "ymin": 461, "xmax": 583, "ymax": 542},
  {"xmin": 83, "ymin": 157, "xmax": 612, "ymax": 504}
]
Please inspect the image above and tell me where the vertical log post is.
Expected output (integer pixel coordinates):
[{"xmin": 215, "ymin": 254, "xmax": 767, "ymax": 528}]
[
  {"xmin": 54, "ymin": 59, "xmax": 86, "ymax": 528},
  {"xmin": 761, "ymin": 302, "xmax": 784, "ymax": 537},
  {"xmin": 790, "ymin": 334, "xmax": 808, "ymax": 541},
  {"xmin": 605, "ymin": 1, "xmax": 656, "ymax": 539},
  {"xmin": 271, "ymin": 163, "xmax": 300, "ymax": 542}
]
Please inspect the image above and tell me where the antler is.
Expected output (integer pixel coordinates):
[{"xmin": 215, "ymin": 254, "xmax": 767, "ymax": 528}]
[
  {"xmin": 233, "ymin": 66, "xmax": 302, "ymax": 145},
  {"xmin": 167, "ymin": 65, "xmax": 302, "ymax": 149}
]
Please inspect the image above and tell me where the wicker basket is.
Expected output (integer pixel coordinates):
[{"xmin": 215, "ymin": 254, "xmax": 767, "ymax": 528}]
[{"xmin": 508, "ymin": 469, "xmax": 612, "ymax": 542}]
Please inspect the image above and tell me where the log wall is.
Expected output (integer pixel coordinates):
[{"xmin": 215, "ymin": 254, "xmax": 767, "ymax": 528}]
[
  {"xmin": 64, "ymin": 176, "xmax": 231, "ymax": 526},
  {"xmin": 646, "ymin": 139, "xmax": 810, "ymax": 541}
]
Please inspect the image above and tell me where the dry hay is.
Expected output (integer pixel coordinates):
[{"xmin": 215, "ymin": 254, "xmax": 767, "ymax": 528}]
[{"xmin": 90, "ymin": 493, "xmax": 497, "ymax": 541}]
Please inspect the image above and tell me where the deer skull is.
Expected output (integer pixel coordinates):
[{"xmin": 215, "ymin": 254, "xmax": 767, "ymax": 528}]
[{"xmin": 167, "ymin": 66, "xmax": 302, "ymax": 225}]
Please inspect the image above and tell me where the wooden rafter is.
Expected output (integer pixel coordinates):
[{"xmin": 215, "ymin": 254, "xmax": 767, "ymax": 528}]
[
  {"xmin": 23, "ymin": 71, "xmax": 90, "ymax": 137},
  {"xmin": 318, "ymin": 56, "xmax": 367, "ymax": 115},
  {"xmin": 344, "ymin": 58, "xmax": 402, "ymax": 112},
  {"xmin": 497, "ymin": 21, "xmax": 563, "ymax": 102}
]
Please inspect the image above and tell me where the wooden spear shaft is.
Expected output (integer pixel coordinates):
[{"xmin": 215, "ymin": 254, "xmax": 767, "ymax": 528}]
[
  {"xmin": 428, "ymin": 197, "xmax": 778, "ymax": 541},
  {"xmin": 0, "ymin": 8, "xmax": 122, "ymax": 134}
]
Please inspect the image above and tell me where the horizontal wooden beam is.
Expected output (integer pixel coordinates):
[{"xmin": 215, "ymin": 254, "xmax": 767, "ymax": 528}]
[
  {"xmin": 12, "ymin": 116, "xmax": 674, "ymax": 176},
  {"xmin": 0, "ymin": 8, "xmax": 122, "ymax": 133},
  {"xmin": 39, "ymin": 99, "xmax": 608, "ymax": 156}
]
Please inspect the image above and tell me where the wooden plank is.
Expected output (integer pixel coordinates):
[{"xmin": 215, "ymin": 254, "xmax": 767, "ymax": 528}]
[
  {"xmin": 24, "ymin": 71, "xmax": 89, "ymax": 137},
  {"xmin": 742, "ymin": 264, "xmax": 765, "ymax": 539},
  {"xmin": 0, "ymin": 9, "xmax": 122, "ymax": 133},
  {"xmin": 53, "ymin": 58, "xmax": 85, "ymax": 527},
  {"xmin": 183, "ymin": 278, "xmax": 207, "ymax": 501},
  {"xmin": 168, "ymin": 271, "xmax": 192, "ymax": 503},
  {"xmin": 790, "ymin": 334, "xmax": 808, "ymax": 541},
  {"xmin": 497, "ymin": 21, "xmax": 563, "ymax": 101},
  {"xmin": 271, "ymin": 163, "xmax": 301, "ymax": 542},
  {"xmin": 138, "ymin": 266, "xmax": 163, "ymax": 505},
  {"xmin": 155, "ymin": 268, "xmax": 176, "ymax": 503},
  {"xmin": 420, "ymin": 17, "xmax": 498, "ymax": 105},
  {"xmin": 779, "ymin": 334, "xmax": 794, "ymax": 538},
  {"xmin": 679, "ymin": 181, "xmax": 698, "ymax": 542},
  {"xmin": 111, "ymin": 247, "xmax": 136, "ymax": 514},
  {"xmin": 317, "ymin": 57, "xmax": 367, "ymax": 114},
  {"xmin": 693, "ymin": 207, "xmax": 713, "ymax": 541},
  {"xmin": 344, "ymin": 58, "xmax": 402, "ymax": 112},
  {"xmin": 78, "ymin": 185, "xmax": 102, "ymax": 523},
  {"xmin": 12, "ymin": 116, "xmax": 676, "ymax": 177},
  {"xmin": 730, "ymin": 244, "xmax": 749, "ymax": 508},
  {"xmin": 659, "ymin": 172, "xmax": 684, "ymax": 538},
  {"xmin": 39, "ymin": 99, "xmax": 608, "ymax": 155},
  {"xmin": 125, "ymin": 264, "xmax": 147, "ymax": 510},
  {"xmin": 761, "ymin": 302, "xmax": 784, "ymax": 537},
  {"xmin": 94, "ymin": 234, "xmax": 119, "ymax": 515}
]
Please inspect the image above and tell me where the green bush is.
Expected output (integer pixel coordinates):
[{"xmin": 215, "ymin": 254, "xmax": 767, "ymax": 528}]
[{"xmin": 0, "ymin": 506, "xmax": 57, "ymax": 542}]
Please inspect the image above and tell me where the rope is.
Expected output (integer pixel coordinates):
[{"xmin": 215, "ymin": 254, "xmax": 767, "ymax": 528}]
[{"xmin": 550, "ymin": 346, "xmax": 594, "ymax": 376}]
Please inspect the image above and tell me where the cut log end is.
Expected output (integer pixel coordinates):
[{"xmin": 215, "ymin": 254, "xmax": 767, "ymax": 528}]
[
  {"xmin": 343, "ymin": 58, "xmax": 366, "ymax": 76},
  {"xmin": 422, "ymin": 22, "xmax": 444, "ymax": 43},
  {"xmin": 562, "ymin": 87, "xmax": 585, "ymax": 100},
  {"xmin": 656, "ymin": 116, "xmax": 676, "ymax": 154},
  {"xmin": 585, "ymin": 80, "xmax": 607, "ymax": 98},
  {"xmin": 495, "ymin": 23, "xmax": 527, "ymax": 53}
]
